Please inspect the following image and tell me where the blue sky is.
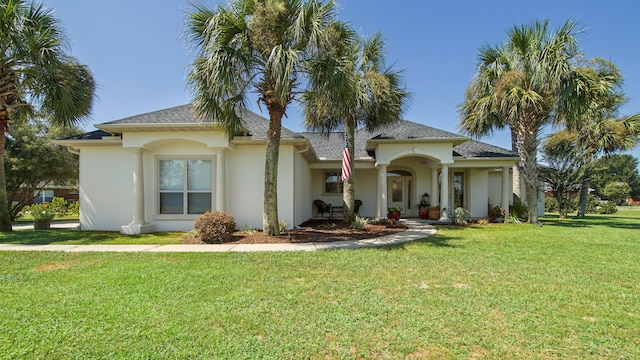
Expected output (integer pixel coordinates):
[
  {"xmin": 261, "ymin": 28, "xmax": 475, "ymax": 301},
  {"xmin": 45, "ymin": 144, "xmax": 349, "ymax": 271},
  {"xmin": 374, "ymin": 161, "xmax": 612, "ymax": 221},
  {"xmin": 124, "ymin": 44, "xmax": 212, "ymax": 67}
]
[{"xmin": 44, "ymin": 0, "xmax": 640, "ymax": 158}]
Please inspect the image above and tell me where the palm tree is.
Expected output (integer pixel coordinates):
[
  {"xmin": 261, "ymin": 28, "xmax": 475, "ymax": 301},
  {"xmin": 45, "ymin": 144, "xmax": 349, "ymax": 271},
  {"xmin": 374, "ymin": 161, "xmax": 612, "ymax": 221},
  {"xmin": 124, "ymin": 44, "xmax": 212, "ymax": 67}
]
[
  {"xmin": 560, "ymin": 59, "xmax": 639, "ymax": 216},
  {"xmin": 459, "ymin": 19, "xmax": 601, "ymax": 223},
  {"xmin": 0, "ymin": 0, "xmax": 95, "ymax": 232},
  {"xmin": 302, "ymin": 25, "xmax": 409, "ymax": 223},
  {"xmin": 187, "ymin": 0, "xmax": 336, "ymax": 235}
]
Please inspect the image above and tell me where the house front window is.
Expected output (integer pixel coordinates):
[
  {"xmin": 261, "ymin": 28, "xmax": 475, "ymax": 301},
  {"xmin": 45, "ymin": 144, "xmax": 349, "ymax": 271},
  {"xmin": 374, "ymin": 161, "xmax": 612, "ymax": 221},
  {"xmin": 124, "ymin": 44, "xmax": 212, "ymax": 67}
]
[
  {"xmin": 34, "ymin": 190, "xmax": 55, "ymax": 204},
  {"xmin": 324, "ymin": 171, "xmax": 343, "ymax": 194},
  {"xmin": 159, "ymin": 159, "xmax": 212, "ymax": 215}
]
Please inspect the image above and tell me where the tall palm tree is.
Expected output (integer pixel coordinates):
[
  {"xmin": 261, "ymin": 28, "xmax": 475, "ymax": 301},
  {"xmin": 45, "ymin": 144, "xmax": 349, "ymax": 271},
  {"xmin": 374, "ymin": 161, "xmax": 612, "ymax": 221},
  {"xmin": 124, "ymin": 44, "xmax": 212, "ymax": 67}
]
[
  {"xmin": 0, "ymin": 0, "xmax": 95, "ymax": 232},
  {"xmin": 302, "ymin": 25, "xmax": 409, "ymax": 223},
  {"xmin": 187, "ymin": 0, "xmax": 336, "ymax": 235},
  {"xmin": 459, "ymin": 19, "xmax": 600, "ymax": 223}
]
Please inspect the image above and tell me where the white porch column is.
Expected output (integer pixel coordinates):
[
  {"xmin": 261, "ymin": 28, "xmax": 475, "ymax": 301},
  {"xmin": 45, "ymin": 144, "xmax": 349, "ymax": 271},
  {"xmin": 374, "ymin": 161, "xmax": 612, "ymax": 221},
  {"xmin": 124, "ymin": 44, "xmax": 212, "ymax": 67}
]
[
  {"xmin": 215, "ymin": 149, "xmax": 226, "ymax": 212},
  {"xmin": 501, "ymin": 166, "xmax": 510, "ymax": 217},
  {"xmin": 121, "ymin": 147, "xmax": 155, "ymax": 234},
  {"xmin": 439, "ymin": 164, "xmax": 449, "ymax": 221},
  {"xmin": 376, "ymin": 164, "xmax": 388, "ymax": 218},
  {"xmin": 431, "ymin": 167, "xmax": 439, "ymax": 206}
]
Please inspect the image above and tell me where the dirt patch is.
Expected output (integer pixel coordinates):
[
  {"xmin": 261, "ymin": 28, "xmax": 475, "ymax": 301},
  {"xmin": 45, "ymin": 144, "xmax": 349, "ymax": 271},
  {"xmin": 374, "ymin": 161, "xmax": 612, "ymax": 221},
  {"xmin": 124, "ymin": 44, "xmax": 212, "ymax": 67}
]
[{"xmin": 182, "ymin": 219, "xmax": 408, "ymax": 244}]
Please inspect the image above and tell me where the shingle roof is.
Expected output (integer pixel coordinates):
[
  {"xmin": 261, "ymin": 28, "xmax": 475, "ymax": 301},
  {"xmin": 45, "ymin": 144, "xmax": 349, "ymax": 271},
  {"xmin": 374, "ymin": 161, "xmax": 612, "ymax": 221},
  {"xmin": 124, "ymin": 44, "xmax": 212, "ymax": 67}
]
[
  {"xmin": 99, "ymin": 104, "xmax": 301, "ymax": 140},
  {"xmin": 63, "ymin": 129, "xmax": 112, "ymax": 140},
  {"xmin": 301, "ymin": 132, "xmax": 372, "ymax": 160},
  {"xmin": 69, "ymin": 104, "xmax": 517, "ymax": 161},
  {"xmin": 453, "ymin": 140, "xmax": 518, "ymax": 158},
  {"xmin": 364, "ymin": 120, "xmax": 465, "ymax": 140}
]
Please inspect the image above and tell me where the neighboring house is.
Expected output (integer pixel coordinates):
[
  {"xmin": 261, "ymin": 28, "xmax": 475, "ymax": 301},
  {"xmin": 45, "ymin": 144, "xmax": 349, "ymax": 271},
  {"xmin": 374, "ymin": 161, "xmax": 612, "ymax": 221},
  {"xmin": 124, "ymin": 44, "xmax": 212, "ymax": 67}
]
[
  {"xmin": 12, "ymin": 185, "xmax": 79, "ymax": 205},
  {"xmin": 56, "ymin": 104, "xmax": 530, "ymax": 234}
]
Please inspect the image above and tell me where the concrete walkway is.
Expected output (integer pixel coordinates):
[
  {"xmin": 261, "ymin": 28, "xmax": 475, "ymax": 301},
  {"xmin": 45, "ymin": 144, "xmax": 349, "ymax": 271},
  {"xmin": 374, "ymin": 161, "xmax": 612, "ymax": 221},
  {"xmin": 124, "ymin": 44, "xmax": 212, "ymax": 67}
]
[{"xmin": 0, "ymin": 219, "xmax": 436, "ymax": 253}]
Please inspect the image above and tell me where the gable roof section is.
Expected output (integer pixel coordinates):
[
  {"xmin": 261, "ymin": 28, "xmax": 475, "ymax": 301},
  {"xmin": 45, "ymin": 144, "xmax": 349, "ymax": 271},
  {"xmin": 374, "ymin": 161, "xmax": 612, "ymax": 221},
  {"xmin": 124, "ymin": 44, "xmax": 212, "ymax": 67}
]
[
  {"xmin": 366, "ymin": 120, "xmax": 467, "ymax": 141},
  {"xmin": 97, "ymin": 104, "xmax": 302, "ymax": 140}
]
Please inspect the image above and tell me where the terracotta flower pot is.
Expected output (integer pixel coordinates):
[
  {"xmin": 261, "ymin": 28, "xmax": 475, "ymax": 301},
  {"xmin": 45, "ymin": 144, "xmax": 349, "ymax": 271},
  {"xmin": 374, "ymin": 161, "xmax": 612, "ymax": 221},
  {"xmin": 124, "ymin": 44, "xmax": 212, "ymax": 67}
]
[
  {"xmin": 427, "ymin": 208, "xmax": 440, "ymax": 220},
  {"xmin": 33, "ymin": 220, "xmax": 51, "ymax": 230},
  {"xmin": 418, "ymin": 205, "xmax": 429, "ymax": 219}
]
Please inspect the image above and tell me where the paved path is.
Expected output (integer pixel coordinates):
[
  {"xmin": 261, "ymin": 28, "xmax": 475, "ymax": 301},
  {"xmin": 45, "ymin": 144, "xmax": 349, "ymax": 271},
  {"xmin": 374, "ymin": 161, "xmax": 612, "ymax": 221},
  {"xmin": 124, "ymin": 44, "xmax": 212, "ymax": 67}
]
[{"xmin": 0, "ymin": 219, "xmax": 436, "ymax": 253}]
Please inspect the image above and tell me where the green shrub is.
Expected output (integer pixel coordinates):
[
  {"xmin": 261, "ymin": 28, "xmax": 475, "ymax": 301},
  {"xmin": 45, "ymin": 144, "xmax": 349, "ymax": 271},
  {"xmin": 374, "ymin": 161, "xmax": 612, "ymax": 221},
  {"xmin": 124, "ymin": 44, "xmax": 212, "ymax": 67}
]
[
  {"xmin": 452, "ymin": 207, "xmax": 471, "ymax": 225},
  {"xmin": 510, "ymin": 198, "xmax": 528, "ymax": 220},
  {"xmin": 597, "ymin": 201, "xmax": 618, "ymax": 214},
  {"xmin": 67, "ymin": 200, "xmax": 79, "ymax": 215},
  {"xmin": 350, "ymin": 216, "xmax": 369, "ymax": 230},
  {"xmin": 487, "ymin": 202, "xmax": 503, "ymax": 222},
  {"xmin": 278, "ymin": 220, "xmax": 288, "ymax": 233},
  {"xmin": 545, "ymin": 197, "xmax": 558, "ymax": 212},
  {"xmin": 194, "ymin": 211, "xmax": 236, "ymax": 243},
  {"xmin": 50, "ymin": 197, "xmax": 69, "ymax": 216}
]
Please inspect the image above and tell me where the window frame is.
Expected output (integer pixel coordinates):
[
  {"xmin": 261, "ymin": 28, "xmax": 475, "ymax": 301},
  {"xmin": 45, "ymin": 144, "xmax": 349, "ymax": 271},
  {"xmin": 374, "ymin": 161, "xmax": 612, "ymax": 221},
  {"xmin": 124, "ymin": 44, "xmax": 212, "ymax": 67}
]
[
  {"xmin": 156, "ymin": 157, "xmax": 214, "ymax": 218},
  {"xmin": 323, "ymin": 170, "xmax": 344, "ymax": 195}
]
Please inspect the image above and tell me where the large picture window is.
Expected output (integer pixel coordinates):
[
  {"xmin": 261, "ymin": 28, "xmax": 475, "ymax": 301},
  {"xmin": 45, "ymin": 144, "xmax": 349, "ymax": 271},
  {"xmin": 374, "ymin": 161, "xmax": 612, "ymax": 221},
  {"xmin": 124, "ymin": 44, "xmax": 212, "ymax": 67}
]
[
  {"xmin": 159, "ymin": 159, "xmax": 212, "ymax": 215},
  {"xmin": 324, "ymin": 171, "xmax": 343, "ymax": 194}
]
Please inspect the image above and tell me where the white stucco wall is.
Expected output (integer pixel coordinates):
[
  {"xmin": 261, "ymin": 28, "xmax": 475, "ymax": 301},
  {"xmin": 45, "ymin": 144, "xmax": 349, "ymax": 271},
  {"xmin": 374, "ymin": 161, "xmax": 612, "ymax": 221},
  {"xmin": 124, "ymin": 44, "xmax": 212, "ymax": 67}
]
[
  {"xmin": 468, "ymin": 169, "xmax": 489, "ymax": 217},
  {"xmin": 294, "ymin": 152, "xmax": 312, "ymax": 227},
  {"xmin": 226, "ymin": 144, "xmax": 296, "ymax": 230},
  {"xmin": 79, "ymin": 146, "xmax": 133, "ymax": 231}
]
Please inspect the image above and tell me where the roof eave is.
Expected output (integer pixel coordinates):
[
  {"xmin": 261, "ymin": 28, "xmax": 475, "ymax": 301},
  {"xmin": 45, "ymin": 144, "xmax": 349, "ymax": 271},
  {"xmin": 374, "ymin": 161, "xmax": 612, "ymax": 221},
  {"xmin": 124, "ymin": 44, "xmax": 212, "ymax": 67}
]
[{"xmin": 97, "ymin": 122, "xmax": 220, "ymax": 133}]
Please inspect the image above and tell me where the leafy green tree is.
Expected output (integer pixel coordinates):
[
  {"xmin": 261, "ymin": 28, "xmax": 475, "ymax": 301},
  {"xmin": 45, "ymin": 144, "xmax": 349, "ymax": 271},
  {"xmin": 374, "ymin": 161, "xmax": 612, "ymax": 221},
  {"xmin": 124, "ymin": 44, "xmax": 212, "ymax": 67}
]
[
  {"xmin": 0, "ymin": 0, "xmax": 95, "ymax": 231},
  {"xmin": 459, "ymin": 20, "xmax": 623, "ymax": 223},
  {"xmin": 186, "ymin": 0, "xmax": 336, "ymax": 235},
  {"xmin": 603, "ymin": 181, "xmax": 631, "ymax": 204},
  {"xmin": 560, "ymin": 59, "xmax": 639, "ymax": 216},
  {"xmin": 540, "ymin": 131, "xmax": 584, "ymax": 218},
  {"xmin": 302, "ymin": 26, "xmax": 409, "ymax": 223},
  {"xmin": 5, "ymin": 120, "xmax": 81, "ymax": 220},
  {"xmin": 591, "ymin": 154, "xmax": 640, "ymax": 198}
]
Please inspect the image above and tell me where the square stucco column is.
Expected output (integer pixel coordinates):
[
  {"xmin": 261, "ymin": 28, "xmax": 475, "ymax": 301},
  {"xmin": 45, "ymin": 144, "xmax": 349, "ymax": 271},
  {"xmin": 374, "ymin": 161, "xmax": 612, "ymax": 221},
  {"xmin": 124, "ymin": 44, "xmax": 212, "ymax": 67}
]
[
  {"xmin": 376, "ymin": 164, "xmax": 388, "ymax": 218},
  {"xmin": 502, "ymin": 166, "xmax": 511, "ymax": 217},
  {"xmin": 121, "ymin": 147, "xmax": 155, "ymax": 234},
  {"xmin": 216, "ymin": 149, "xmax": 226, "ymax": 212}
]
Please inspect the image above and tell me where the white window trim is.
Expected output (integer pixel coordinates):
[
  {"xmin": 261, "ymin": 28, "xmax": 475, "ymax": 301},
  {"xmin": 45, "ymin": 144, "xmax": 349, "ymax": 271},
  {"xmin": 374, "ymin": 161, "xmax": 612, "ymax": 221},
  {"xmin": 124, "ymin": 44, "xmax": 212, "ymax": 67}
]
[{"xmin": 154, "ymin": 156, "xmax": 215, "ymax": 219}]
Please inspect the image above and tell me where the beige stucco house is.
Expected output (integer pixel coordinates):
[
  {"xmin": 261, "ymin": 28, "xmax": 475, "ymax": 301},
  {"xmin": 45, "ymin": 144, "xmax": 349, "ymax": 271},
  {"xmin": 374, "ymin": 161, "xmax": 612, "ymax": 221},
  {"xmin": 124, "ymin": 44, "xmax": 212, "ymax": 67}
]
[{"xmin": 57, "ymin": 104, "xmax": 525, "ymax": 234}]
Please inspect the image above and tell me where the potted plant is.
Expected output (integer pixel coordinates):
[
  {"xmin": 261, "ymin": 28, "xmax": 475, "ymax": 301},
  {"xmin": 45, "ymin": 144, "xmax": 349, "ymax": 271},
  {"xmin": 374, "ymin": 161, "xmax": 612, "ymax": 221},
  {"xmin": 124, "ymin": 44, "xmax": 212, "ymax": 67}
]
[
  {"xmin": 387, "ymin": 205, "xmax": 402, "ymax": 221},
  {"xmin": 427, "ymin": 206, "xmax": 440, "ymax": 220},
  {"xmin": 418, "ymin": 193, "xmax": 430, "ymax": 219},
  {"xmin": 23, "ymin": 203, "xmax": 56, "ymax": 230}
]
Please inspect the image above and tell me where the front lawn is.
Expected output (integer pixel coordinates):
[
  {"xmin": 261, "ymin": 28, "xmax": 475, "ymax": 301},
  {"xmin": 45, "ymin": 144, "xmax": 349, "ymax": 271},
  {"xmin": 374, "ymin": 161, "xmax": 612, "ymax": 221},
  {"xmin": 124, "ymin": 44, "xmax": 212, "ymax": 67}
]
[{"xmin": 0, "ymin": 211, "xmax": 638, "ymax": 358}]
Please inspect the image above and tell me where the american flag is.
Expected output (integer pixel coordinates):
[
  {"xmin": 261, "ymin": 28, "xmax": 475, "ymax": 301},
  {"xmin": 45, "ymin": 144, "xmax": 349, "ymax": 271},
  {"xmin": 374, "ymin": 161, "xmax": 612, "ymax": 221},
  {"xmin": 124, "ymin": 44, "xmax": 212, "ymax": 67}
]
[{"xmin": 341, "ymin": 132, "xmax": 351, "ymax": 181}]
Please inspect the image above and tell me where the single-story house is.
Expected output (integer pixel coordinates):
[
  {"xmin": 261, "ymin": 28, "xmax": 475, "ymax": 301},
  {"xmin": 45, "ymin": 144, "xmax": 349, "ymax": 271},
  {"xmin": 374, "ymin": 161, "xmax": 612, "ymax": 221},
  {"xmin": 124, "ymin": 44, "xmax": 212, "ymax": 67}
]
[{"xmin": 56, "ymin": 104, "xmax": 536, "ymax": 234}]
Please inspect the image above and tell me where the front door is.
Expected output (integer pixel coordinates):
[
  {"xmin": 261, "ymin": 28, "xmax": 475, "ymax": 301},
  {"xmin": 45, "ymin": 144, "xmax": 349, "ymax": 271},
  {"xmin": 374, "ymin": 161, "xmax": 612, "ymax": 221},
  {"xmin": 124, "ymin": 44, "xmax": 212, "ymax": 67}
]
[{"xmin": 388, "ymin": 177, "xmax": 407, "ymax": 215}]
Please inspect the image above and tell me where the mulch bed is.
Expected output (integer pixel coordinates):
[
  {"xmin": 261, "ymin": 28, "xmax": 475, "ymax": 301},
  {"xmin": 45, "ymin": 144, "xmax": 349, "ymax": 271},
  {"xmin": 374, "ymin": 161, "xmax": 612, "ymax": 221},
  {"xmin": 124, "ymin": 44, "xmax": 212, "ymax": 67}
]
[{"xmin": 182, "ymin": 219, "xmax": 408, "ymax": 244}]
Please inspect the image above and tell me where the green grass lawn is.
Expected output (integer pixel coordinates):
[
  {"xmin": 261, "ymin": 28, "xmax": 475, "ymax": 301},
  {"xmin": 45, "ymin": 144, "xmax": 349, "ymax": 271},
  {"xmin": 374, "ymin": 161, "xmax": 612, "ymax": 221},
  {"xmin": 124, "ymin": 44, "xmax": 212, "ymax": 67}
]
[{"xmin": 1, "ymin": 211, "xmax": 638, "ymax": 359}]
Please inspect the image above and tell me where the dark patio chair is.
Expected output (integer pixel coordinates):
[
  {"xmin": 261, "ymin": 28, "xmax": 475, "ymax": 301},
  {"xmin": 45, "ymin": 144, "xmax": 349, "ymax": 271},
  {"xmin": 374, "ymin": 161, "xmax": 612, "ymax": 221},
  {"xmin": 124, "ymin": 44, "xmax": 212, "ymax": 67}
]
[
  {"xmin": 314, "ymin": 200, "xmax": 332, "ymax": 217},
  {"xmin": 354, "ymin": 199, "xmax": 362, "ymax": 216}
]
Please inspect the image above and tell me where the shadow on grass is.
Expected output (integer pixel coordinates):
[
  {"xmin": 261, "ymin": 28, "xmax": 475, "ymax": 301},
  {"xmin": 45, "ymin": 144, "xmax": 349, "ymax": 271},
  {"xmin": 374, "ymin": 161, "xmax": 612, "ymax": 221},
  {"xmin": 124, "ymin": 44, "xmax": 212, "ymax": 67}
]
[
  {"xmin": 376, "ymin": 234, "xmax": 461, "ymax": 251},
  {"xmin": 541, "ymin": 214, "xmax": 640, "ymax": 230},
  {"xmin": 2, "ymin": 229, "xmax": 114, "ymax": 245},
  {"xmin": 1, "ymin": 229, "xmax": 145, "ymax": 245}
]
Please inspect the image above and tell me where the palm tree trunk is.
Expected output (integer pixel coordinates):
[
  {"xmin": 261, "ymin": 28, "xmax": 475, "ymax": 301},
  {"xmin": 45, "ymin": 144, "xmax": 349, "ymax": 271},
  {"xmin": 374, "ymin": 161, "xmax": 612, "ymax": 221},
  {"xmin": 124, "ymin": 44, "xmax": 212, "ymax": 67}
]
[
  {"xmin": 0, "ymin": 128, "xmax": 13, "ymax": 231},
  {"xmin": 518, "ymin": 128, "xmax": 540, "ymax": 223},
  {"xmin": 576, "ymin": 177, "xmax": 589, "ymax": 217},
  {"xmin": 342, "ymin": 117, "xmax": 355, "ymax": 223},
  {"xmin": 263, "ymin": 106, "xmax": 283, "ymax": 236}
]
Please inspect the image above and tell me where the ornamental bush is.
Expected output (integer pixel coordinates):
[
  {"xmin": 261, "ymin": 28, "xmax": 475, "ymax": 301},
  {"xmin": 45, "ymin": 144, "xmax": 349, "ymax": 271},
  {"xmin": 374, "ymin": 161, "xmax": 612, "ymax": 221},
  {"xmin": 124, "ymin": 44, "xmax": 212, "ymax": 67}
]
[{"xmin": 194, "ymin": 211, "xmax": 236, "ymax": 243}]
